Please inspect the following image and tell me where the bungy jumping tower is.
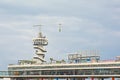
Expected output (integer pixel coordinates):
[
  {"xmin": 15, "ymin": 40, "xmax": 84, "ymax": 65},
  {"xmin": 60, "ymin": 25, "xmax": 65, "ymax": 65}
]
[{"xmin": 33, "ymin": 31, "xmax": 48, "ymax": 64}]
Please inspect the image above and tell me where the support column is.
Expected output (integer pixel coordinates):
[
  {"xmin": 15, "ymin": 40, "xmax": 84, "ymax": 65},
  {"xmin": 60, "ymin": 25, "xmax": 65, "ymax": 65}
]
[
  {"xmin": 82, "ymin": 78, "xmax": 85, "ymax": 80},
  {"xmin": 41, "ymin": 78, "xmax": 44, "ymax": 80},
  {"xmin": 91, "ymin": 77, "xmax": 94, "ymax": 80},
  {"xmin": 49, "ymin": 78, "xmax": 53, "ymax": 80},
  {"xmin": 101, "ymin": 78, "xmax": 104, "ymax": 80},
  {"xmin": 112, "ymin": 77, "xmax": 115, "ymax": 80},
  {"xmin": 73, "ymin": 78, "xmax": 76, "ymax": 80},
  {"xmin": 76, "ymin": 78, "xmax": 85, "ymax": 80},
  {"xmin": 56, "ymin": 78, "xmax": 59, "ymax": 80},
  {"xmin": 66, "ymin": 78, "xmax": 69, "ymax": 80}
]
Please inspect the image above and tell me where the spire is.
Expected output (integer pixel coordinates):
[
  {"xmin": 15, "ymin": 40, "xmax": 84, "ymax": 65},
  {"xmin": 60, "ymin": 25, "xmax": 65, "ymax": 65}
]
[
  {"xmin": 33, "ymin": 24, "xmax": 43, "ymax": 33},
  {"xmin": 58, "ymin": 23, "xmax": 62, "ymax": 32}
]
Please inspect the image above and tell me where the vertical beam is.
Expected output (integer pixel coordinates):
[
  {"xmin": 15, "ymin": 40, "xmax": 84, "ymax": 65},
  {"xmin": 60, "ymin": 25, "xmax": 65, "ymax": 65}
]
[
  {"xmin": 91, "ymin": 77, "xmax": 94, "ymax": 80},
  {"xmin": 76, "ymin": 78, "xmax": 84, "ymax": 80},
  {"xmin": 66, "ymin": 77, "xmax": 69, "ymax": 80},
  {"xmin": 41, "ymin": 77, "xmax": 44, "ymax": 80},
  {"xmin": 112, "ymin": 77, "xmax": 115, "ymax": 80},
  {"xmin": 73, "ymin": 78, "xmax": 76, "ymax": 80},
  {"xmin": 97, "ymin": 78, "xmax": 102, "ymax": 80},
  {"xmin": 101, "ymin": 78, "xmax": 104, "ymax": 80},
  {"xmin": 50, "ymin": 78, "xmax": 53, "ymax": 80},
  {"xmin": 82, "ymin": 78, "xmax": 85, "ymax": 80},
  {"xmin": 56, "ymin": 77, "xmax": 59, "ymax": 80}
]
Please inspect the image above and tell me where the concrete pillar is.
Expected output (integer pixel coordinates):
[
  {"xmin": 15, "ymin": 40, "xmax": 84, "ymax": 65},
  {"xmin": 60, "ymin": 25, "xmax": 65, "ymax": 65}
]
[
  {"xmin": 91, "ymin": 77, "xmax": 94, "ymax": 80},
  {"xmin": 101, "ymin": 78, "xmax": 104, "ymax": 80},
  {"xmin": 112, "ymin": 77, "xmax": 115, "ymax": 80},
  {"xmin": 41, "ymin": 78, "xmax": 44, "ymax": 80},
  {"xmin": 66, "ymin": 78, "xmax": 69, "ymax": 80},
  {"xmin": 82, "ymin": 78, "xmax": 85, "ymax": 80},
  {"xmin": 97, "ymin": 78, "xmax": 101, "ymax": 80},
  {"xmin": 73, "ymin": 78, "xmax": 76, "ymax": 80},
  {"xmin": 56, "ymin": 78, "xmax": 59, "ymax": 80},
  {"xmin": 49, "ymin": 78, "xmax": 53, "ymax": 80},
  {"xmin": 49, "ymin": 78, "xmax": 54, "ymax": 80},
  {"xmin": 77, "ymin": 78, "xmax": 85, "ymax": 80}
]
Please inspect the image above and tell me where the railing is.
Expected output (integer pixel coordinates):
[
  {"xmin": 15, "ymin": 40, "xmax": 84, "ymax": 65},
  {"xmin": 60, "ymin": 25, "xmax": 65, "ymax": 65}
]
[
  {"xmin": 0, "ymin": 71, "xmax": 9, "ymax": 78},
  {"xmin": 1, "ymin": 69, "xmax": 120, "ymax": 78}
]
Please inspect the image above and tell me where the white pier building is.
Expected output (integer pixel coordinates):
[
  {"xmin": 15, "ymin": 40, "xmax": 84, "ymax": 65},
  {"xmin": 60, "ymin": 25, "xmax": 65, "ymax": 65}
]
[{"xmin": 0, "ymin": 28, "xmax": 120, "ymax": 80}]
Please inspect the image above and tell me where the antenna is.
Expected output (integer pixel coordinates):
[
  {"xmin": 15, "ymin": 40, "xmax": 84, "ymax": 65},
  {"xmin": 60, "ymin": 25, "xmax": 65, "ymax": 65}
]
[
  {"xmin": 33, "ymin": 24, "xmax": 43, "ymax": 32},
  {"xmin": 58, "ymin": 23, "xmax": 62, "ymax": 32}
]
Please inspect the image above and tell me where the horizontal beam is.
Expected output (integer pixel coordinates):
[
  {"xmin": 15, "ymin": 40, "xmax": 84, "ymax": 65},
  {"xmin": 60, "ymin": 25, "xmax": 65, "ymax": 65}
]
[{"xmin": 1, "ymin": 75, "xmax": 120, "ymax": 78}]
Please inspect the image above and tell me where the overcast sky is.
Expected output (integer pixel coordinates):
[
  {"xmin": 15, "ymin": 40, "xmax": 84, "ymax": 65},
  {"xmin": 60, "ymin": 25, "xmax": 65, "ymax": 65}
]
[{"xmin": 0, "ymin": 0, "xmax": 120, "ymax": 70}]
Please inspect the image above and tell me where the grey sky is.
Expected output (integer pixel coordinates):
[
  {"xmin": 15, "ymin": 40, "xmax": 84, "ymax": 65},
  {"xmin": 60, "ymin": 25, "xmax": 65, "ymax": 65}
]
[{"xmin": 0, "ymin": 0, "xmax": 120, "ymax": 70}]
